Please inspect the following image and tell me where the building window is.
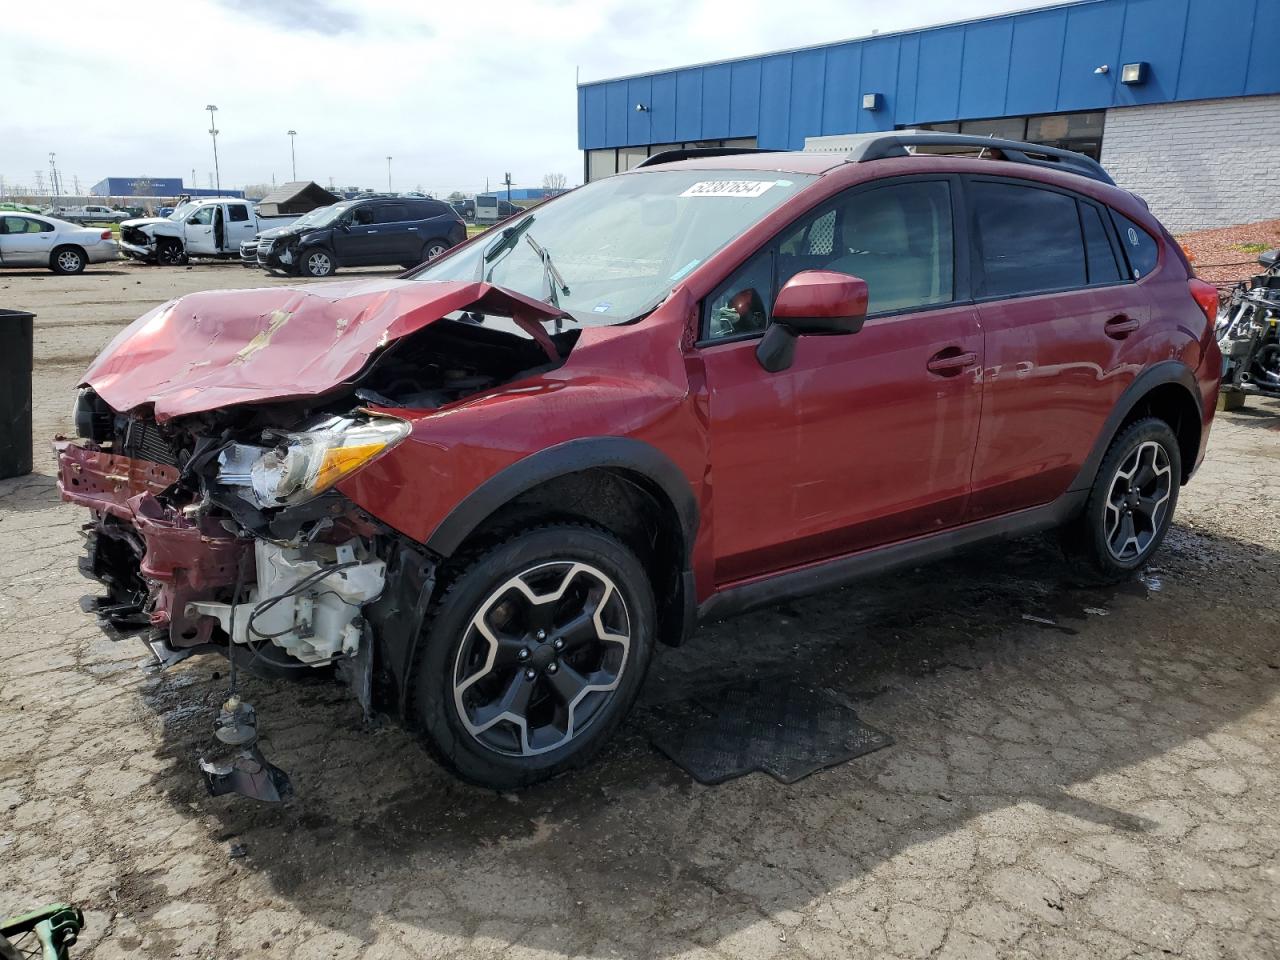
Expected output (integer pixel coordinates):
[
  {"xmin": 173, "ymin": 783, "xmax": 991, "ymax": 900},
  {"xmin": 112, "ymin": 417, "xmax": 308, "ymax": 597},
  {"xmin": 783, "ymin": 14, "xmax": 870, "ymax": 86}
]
[
  {"xmin": 585, "ymin": 138, "xmax": 760, "ymax": 183},
  {"xmin": 619, "ymin": 146, "xmax": 649, "ymax": 172},
  {"xmin": 587, "ymin": 149, "xmax": 617, "ymax": 182},
  {"xmin": 913, "ymin": 111, "xmax": 1105, "ymax": 162}
]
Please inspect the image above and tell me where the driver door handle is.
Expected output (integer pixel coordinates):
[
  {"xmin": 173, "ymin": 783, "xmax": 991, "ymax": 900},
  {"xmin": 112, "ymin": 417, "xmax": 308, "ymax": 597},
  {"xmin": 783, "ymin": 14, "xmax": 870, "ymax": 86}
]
[{"xmin": 1104, "ymin": 314, "xmax": 1140, "ymax": 339}]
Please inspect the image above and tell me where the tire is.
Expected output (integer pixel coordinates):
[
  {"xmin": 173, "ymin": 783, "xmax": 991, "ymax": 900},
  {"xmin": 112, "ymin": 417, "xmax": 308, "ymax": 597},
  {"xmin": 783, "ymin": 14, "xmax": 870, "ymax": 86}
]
[
  {"xmin": 156, "ymin": 239, "xmax": 186, "ymax": 266},
  {"xmin": 410, "ymin": 524, "xmax": 655, "ymax": 789},
  {"xmin": 50, "ymin": 245, "xmax": 86, "ymax": 274},
  {"xmin": 423, "ymin": 238, "xmax": 451, "ymax": 262},
  {"xmin": 300, "ymin": 247, "xmax": 336, "ymax": 277},
  {"xmin": 1061, "ymin": 417, "xmax": 1181, "ymax": 580}
]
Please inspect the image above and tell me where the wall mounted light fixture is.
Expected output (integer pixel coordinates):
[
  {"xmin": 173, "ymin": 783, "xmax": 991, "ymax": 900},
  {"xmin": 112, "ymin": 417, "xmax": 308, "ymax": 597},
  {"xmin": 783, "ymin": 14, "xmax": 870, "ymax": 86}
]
[
  {"xmin": 1093, "ymin": 64, "xmax": 1110, "ymax": 75},
  {"xmin": 1121, "ymin": 62, "xmax": 1149, "ymax": 85},
  {"xmin": 635, "ymin": 103, "xmax": 649, "ymax": 112},
  {"xmin": 862, "ymin": 93, "xmax": 882, "ymax": 111}
]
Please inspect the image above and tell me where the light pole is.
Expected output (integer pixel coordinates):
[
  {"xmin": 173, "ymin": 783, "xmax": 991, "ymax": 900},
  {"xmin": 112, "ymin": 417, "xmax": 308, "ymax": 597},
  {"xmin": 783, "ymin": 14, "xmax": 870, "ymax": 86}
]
[
  {"xmin": 287, "ymin": 130, "xmax": 297, "ymax": 181},
  {"xmin": 386, "ymin": 156, "xmax": 392, "ymax": 193},
  {"xmin": 206, "ymin": 104, "xmax": 221, "ymax": 195}
]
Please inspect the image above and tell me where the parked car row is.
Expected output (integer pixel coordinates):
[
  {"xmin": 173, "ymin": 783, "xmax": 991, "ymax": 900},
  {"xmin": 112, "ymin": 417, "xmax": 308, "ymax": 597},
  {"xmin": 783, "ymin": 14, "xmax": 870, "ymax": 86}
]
[{"xmin": 239, "ymin": 196, "xmax": 466, "ymax": 276}]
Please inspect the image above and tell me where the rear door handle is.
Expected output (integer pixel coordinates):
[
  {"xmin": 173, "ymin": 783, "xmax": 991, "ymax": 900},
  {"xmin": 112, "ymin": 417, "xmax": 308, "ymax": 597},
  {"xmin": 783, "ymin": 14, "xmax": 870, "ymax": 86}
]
[
  {"xmin": 926, "ymin": 349, "xmax": 979, "ymax": 375},
  {"xmin": 366, "ymin": 229, "xmax": 378, "ymax": 234},
  {"xmin": 1104, "ymin": 314, "xmax": 1140, "ymax": 339}
]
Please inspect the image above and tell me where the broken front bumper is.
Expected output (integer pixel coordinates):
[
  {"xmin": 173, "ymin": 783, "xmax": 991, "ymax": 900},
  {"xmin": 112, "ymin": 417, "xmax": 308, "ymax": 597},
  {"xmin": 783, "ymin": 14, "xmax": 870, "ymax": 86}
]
[
  {"xmin": 118, "ymin": 239, "xmax": 156, "ymax": 260},
  {"xmin": 55, "ymin": 440, "xmax": 248, "ymax": 648}
]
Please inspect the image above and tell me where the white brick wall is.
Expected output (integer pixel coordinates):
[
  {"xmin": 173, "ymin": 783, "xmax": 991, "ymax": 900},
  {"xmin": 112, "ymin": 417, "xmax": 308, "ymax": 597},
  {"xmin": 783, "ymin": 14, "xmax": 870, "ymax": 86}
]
[{"xmin": 1100, "ymin": 95, "xmax": 1280, "ymax": 234}]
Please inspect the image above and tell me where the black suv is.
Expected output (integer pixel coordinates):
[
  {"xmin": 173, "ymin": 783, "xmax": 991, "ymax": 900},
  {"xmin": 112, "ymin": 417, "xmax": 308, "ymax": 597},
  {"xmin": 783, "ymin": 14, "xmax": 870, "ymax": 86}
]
[{"xmin": 253, "ymin": 197, "xmax": 466, "ymax": 277}]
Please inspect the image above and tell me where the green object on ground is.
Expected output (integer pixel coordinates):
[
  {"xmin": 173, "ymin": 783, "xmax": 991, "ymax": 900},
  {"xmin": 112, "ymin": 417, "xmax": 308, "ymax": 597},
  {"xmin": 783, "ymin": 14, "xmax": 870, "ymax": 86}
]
[{"xmin": 0, "ymin": 904, "xmax": 85, "ymax": 960}]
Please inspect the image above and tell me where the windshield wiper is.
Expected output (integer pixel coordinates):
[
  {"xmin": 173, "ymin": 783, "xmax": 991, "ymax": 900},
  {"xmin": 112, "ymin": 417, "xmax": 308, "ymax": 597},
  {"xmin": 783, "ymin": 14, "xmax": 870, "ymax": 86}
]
[
  {"xmin": 523, "ymin": 233, "xmax": 571, "ymax": 308},
  {"xmin": 476, "ymin": 216, "xmax": 534, "ymax": 281}
]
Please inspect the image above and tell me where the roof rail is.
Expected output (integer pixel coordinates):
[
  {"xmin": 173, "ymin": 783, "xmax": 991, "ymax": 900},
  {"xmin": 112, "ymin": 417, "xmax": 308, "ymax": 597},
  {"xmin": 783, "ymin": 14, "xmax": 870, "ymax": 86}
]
[
  {"xmin": 636, "ymin": 147, "xmax": 781, "ymax": 168},
  {"xmin": 840, "ymin": 131, "xmax": 1115, "ymax": 186}
]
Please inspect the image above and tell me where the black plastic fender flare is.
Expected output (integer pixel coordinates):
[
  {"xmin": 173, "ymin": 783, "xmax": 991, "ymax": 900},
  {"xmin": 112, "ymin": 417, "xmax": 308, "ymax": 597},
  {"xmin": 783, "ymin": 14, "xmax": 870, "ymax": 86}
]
[
  {"xmin": 424, "ymin": 436, "xmax": 700, "ymax": 560},
  {"xmin": 1068, "ymin": 359, "xmax": 1203, "ymax": 494}
]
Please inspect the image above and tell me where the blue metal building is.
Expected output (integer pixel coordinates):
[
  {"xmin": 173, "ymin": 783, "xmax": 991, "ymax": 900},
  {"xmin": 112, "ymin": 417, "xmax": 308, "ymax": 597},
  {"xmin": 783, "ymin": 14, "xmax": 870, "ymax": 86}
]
[
  {"xmin": 576, "ymin": 0, "xmax": 1280, "ymax": 230},
  {"xmin": 90, "ymin": 177, "xmax": 245, "ymax": 199}
]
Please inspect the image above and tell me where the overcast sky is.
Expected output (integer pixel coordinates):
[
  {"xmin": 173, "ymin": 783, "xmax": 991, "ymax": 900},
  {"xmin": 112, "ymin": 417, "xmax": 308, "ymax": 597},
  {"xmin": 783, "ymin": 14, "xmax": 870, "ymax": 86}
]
[{"xmin": 2, "ymin": 0, "xmax": 1052, "ymax": 197}]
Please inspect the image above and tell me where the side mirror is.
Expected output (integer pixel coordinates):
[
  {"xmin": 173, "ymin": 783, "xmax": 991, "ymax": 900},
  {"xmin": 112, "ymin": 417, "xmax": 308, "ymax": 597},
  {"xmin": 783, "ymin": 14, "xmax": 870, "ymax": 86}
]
[{"xmin": 756, "ymin": 270, "xmax": 869, "ymax": 372}]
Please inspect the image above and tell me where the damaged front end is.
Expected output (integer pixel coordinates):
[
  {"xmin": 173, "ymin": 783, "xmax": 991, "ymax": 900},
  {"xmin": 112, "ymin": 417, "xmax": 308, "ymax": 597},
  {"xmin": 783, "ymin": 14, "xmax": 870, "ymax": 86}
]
[{"xmin": 57, "ymin": 280, "xmax": 577, "ymax": 801}]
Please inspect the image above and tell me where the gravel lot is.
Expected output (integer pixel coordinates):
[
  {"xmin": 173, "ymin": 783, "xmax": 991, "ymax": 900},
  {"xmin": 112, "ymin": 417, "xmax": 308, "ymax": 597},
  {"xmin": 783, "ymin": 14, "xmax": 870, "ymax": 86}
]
[{"xmin": 2, "ymin": 261, "xmax": 1279, "ymax": 960}]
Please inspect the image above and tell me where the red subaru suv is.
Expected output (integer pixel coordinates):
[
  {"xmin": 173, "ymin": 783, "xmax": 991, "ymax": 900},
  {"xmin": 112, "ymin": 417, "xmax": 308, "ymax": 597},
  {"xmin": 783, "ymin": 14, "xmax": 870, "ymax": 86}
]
[{"xmin": 59, "ymin": 133, "xmax": 1221, "ymax": 794}]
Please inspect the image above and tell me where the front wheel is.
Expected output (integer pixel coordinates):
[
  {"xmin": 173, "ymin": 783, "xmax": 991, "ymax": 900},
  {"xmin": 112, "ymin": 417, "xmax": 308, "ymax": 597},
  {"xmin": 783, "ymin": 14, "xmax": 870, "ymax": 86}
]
[
  {"xmin": 1062, "ymin": 417, "xmax": 1181, "ymax": 579},
  {"xmin": 156, "ymin": 239, "xmax": 186, "ymax": 265},
  {"xmin": 300, "ymin": 247, "xmax": 336, "ymax": 277},
  {"xmin": 410, "ymin": 525, "xmax": 655, "ymax": 789}
]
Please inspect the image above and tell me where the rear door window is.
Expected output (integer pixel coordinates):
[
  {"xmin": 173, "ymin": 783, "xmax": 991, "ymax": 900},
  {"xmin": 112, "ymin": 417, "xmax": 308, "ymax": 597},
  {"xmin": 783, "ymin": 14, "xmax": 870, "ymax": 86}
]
[
  {"xmin": 227, "ymin": 204, "xmax": 251, "ymax": 222},
  {"xmin": 971, "ymin": 181, "xmax": 1086, "ymax": 297},
  {"xmin": 1111, "ymin": 211, "xmax": 1160, "ymax": 279},
  {"xmin": 1080, "ymin": 202, "xmax": 1124, "ymax": 285},
  {"xmin": 375, "ymin": 203, "xmax": 409, "ymax": 224}
]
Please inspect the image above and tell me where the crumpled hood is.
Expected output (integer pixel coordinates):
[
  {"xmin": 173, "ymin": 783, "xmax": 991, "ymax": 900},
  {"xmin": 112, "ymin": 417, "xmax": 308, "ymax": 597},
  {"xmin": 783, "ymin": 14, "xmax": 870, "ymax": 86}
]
[
  {"xmin": 256, "ymin": 223, "xmax": 300, "ymax": 241},
  {"xmin": 120, "ymin": 216, "xmax": 173, "ymax": 232},
  {"xmin": 83, "ymin": 278, "xmax": 564, "ymax": 421}
]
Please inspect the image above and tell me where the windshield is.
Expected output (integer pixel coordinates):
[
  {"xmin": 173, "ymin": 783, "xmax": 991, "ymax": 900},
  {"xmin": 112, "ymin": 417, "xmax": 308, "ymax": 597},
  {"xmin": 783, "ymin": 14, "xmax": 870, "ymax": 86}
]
[
  {"xmin": 290, "ymin": 203, "xmax": 347, "ymax": 230},
  {"xmin": 295, "ymin": 203, "xmax": 351, "ymax": 229},
  {"xmin": 166, "ymin": 201, "xmax": 198, "ymax": 221},
  {"xmin": 410, "ymin": 169, "xmax": 815, "ymax": 324}
]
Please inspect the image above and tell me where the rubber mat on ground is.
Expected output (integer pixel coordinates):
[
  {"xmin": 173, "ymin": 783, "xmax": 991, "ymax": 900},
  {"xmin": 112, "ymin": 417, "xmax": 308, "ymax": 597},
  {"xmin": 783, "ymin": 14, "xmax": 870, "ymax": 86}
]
[{"xmin": 649, "ymin": 680, "xmax": 892, "ymax": 785}]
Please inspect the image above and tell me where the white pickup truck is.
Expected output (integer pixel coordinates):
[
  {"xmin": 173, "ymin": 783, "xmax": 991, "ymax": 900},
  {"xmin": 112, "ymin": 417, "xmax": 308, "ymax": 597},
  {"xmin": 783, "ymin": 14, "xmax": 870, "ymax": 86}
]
[
  {"xmin": 119, "ymin": 198, "xmax": 301, "ymax": 265},
  {"xmin": 52, "ymin": 204, "xmax": 132, "ymax": 223}
]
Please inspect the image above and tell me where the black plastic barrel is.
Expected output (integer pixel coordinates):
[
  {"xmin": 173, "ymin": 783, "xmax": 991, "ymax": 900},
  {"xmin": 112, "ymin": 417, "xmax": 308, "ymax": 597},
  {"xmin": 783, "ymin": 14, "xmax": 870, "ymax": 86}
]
[{"xmin": 0, "ymin": 309, "xmax": 35, "ymax": 480}]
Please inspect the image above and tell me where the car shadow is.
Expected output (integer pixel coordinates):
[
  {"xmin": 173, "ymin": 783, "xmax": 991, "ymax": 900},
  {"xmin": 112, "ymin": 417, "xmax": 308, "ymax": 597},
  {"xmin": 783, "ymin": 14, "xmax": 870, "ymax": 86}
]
[
  {"xmin": 0, "ymin": 268, "xmax": 130, "ymax": 278},
  {"xmin": 129, "ymin": 518, "xmax": 1280, "ymax": 954}
]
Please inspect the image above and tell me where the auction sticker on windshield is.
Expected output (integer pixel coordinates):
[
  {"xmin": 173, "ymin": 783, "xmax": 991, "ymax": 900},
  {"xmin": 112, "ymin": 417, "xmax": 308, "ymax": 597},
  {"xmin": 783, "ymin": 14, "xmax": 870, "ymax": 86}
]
[{"xmin": 680, "ymin": 180, "xmax": 777, "ymax": 198}]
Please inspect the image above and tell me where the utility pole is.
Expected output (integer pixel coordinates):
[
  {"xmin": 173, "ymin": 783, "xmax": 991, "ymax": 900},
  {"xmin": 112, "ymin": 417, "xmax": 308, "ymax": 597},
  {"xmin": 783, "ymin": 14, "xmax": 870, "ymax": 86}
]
[
  {"xmin": 206, "ymin": 104, "xmax": 221, "ymax": 195},
  {"xmin": 34, "ymin": 171, "xmax": 45, "ymax": 196},
  {"xmin": 287, "ymin": 130, "xmax": 297, "ymax": 180},
  {"xmin": 48, "ymin": 152, "xmax": 60, "ymax": 205},
  {"xmin": 503, "ymin": 171, "xmax": 513, "ymax": 203},
  {"xmin": 386, "ymin": 155, "xmax": 392, "ymax": 192}
]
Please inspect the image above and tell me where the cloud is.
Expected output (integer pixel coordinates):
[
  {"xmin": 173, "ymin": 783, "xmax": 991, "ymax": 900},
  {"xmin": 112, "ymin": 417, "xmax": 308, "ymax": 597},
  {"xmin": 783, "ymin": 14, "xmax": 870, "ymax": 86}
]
[
  {"xmin": 0, "ymin": 0, "xmax": 1051, "ymax": 197},
  {"xmin": 213, "ymin": 0, "xmax": 363, "ymax": 35}
]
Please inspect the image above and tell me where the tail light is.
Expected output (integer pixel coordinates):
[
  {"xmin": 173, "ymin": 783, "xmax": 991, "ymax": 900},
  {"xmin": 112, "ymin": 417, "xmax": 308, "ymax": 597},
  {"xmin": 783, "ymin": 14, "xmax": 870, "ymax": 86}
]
[
  {"xmin": 1188, "ymin": 278, "xmax": 1219, "ymax": 326},
  {"xmin": 100, "ymin": 230, "xmax": 112, "ymax": 240}
]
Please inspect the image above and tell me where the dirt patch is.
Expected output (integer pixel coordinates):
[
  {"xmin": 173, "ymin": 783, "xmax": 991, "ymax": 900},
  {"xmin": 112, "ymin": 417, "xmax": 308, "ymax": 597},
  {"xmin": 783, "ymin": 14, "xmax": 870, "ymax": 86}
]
[{"xmin": 1178, "ymin": 218, "xmax": 1280, "ymax": 286}]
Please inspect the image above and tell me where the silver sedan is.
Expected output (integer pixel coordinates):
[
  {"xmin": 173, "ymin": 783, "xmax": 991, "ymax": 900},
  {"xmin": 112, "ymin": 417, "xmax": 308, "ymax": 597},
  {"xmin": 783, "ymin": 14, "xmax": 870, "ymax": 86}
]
[{"xmin": 0, "ymin": 213, "xmax": 120, "ymax": 274}]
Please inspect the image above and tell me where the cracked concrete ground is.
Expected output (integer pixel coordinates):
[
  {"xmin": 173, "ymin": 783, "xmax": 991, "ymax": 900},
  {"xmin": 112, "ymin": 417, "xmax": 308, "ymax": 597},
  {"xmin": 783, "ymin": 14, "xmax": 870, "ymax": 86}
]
[{"xmin": 2, "ymin": 262, "xmax": 1279, "ymax": 959}]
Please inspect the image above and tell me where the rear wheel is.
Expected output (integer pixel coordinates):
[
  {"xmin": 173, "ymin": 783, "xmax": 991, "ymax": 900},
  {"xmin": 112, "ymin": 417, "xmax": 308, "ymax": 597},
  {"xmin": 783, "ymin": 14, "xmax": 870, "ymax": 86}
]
[
  {"xmin": 1062, "ymin": 417, "xmax": 1181, "ymax": 579},
  {"xmin": 423, "ymin": 238, "xmax": 450, "ymax": 261},
  {"xmin": 410, "ymin": 524, "xmax": 655, "ymax": 789},
  {"xmin": 300, "ymin": 247, "xmax": 336, "ymax": 277},
  {"xmin": 50, "ymin": 245, "xmax": 86, "ymax": 274}
]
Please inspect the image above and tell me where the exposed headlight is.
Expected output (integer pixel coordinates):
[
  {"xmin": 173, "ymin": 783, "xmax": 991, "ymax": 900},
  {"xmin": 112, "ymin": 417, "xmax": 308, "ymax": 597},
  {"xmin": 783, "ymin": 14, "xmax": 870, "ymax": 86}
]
[{"xmin": 219, "ymin": 416, "xmax": 410, "ymax": 509}]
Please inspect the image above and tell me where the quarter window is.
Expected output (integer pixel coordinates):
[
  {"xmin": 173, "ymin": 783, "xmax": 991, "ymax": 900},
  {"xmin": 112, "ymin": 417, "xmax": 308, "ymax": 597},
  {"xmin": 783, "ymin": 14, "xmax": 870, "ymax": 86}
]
[
  {"xmin": 1111, "ymin": 211, "xmax": 1159, "ymax": 279},
  {"xmin": 972, "ymin": 181, "xmax": 1086, "ymax": 297}
]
